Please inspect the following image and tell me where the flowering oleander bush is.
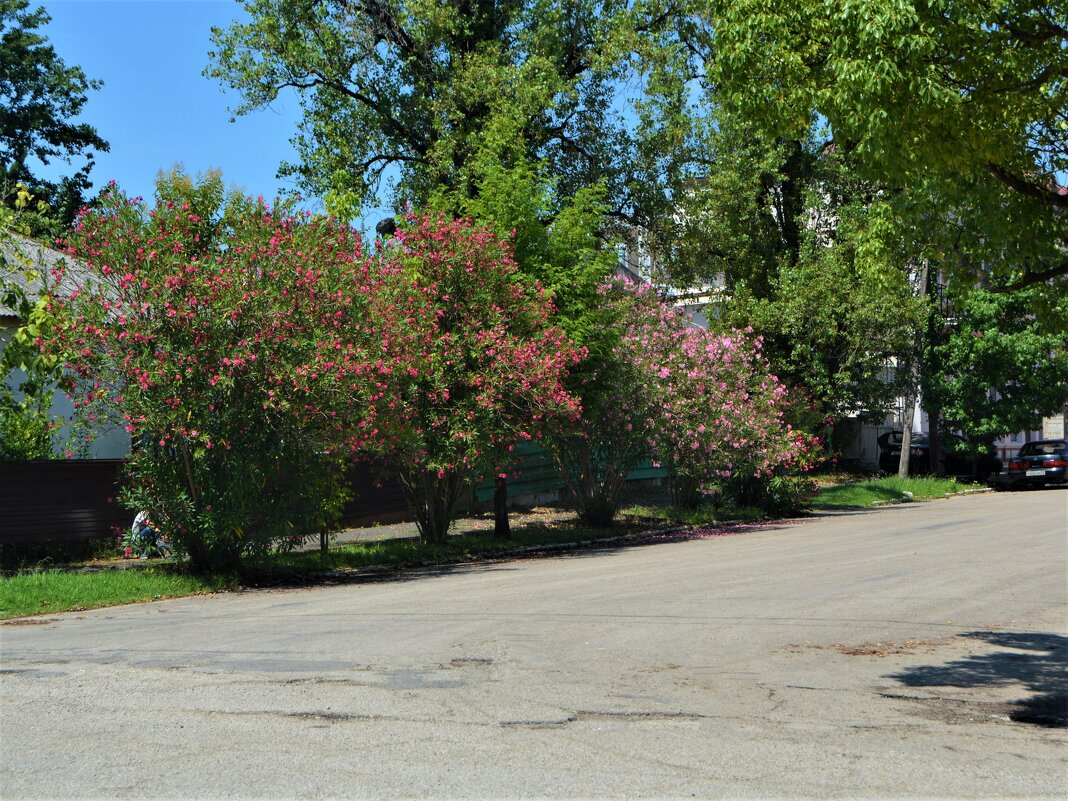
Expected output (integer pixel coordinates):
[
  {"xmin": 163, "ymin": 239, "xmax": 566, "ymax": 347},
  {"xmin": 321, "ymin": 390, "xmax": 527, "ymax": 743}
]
[
  {"xmin": 551, "ymin": 278, "xmax": 813, "ymax": 523},
  {"xmin": 50, "ymin": 172, "xmax": 381, "ymax": 571},
  {"xmin": 369, "ymin": 213, "xmax": 582, "ymax": 543},
  {"xmin": 627, "ymin": 297, "xmax": 814, "ymax": 506}
]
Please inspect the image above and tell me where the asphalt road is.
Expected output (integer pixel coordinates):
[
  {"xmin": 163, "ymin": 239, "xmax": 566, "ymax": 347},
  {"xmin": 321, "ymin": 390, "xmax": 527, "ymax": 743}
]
[{"xmin": 2, "ymin": 489, "xmax": 1066, "ymax": 799}]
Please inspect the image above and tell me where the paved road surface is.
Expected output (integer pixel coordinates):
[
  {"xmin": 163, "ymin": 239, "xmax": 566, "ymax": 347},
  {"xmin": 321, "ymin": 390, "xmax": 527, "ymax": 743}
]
[{"xmin": 2, "ymin": 490, "xmax": 1066, "ymax": 799}]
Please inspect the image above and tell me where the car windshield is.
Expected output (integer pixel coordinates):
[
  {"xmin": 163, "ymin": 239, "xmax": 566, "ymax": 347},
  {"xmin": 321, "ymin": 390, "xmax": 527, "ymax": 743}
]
[{"xmin": 1018, "ymin": 441, "xmax": 1068, "ymax": 457}]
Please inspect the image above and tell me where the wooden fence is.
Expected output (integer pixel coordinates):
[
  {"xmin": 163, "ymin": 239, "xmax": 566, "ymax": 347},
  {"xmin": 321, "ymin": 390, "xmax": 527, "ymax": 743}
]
[
  {"xmin": 1, "ymin": 453, "xmax": 668, "ymax": 546},
  {"xmin": 0, "ymin": 459, "xmax": 412, "ymax": 546},
  {"xmin": 0, "ymin": 459, "xmax": 129, "ymax": 545}
]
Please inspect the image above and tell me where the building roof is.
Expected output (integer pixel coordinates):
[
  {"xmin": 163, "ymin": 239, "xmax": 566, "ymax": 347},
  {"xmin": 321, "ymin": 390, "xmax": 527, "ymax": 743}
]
[{"xmin": 0, "ymin": 233, "xmax": 87, "ymax": 320}]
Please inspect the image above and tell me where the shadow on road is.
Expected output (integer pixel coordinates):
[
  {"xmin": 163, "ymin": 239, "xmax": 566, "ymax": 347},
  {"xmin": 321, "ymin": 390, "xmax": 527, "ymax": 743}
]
[
  {"xmin": 887, "ymin": 631, "xmax": 1068, "ymax": 727},
  {"xmin": 274, "ymin": 520, "xmax": 793, "ymax": 589}
]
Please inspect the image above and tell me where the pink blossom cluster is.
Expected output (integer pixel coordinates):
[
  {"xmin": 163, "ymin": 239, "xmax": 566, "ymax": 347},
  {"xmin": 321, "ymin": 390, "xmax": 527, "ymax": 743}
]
[
  {"xmin": 602, "ymin": 278, "xmax": 813, "ymax": 488},
  {"xmin": 367, "ymin": 213, "xmax": 583, "ymax": 482},
  {"xmin": 48, "ymin": 193, "xmax": 582, "ymax": 545},
  {"xmin": 50, "ymin": 188, "xmax": 385, "ymax": 462}
]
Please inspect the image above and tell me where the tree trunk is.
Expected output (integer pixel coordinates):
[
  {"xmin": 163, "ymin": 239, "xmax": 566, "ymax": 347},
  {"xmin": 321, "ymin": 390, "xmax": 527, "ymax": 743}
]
[
  {"xmin": 671, "ymin": 473, "xmax": 700, "ymax": 508},
  {"xmin": 493, "ymin": 475, "xmax": 510, "ymax": 539},
  {"xmin": 550, "ymin": 436, "xmax": 626, "ymax": 528},
  {"xmin": 401, "ymin": 469, "xmax": 465, "ymax": 546},
  {"xmin": 923, "ymin": 264, "xmax": 944, "ymax": 477},
  {"xmin": 897, "ymin": 384, "xmax": 918, "ymax": 479}
]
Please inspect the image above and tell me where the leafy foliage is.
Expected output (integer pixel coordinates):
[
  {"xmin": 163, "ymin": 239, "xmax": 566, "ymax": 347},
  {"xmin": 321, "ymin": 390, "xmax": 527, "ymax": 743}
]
[
  {"xmin": 926, "ymin": 288, "xmax": 1068, "ymax": 448},
  {"xmin": 712, "ymin": 0, "xmax": 1068, "ymax": 292},
  {"xmin": 51, "ymin": 172, "xmax": 379, "ymax": 571},
  {"xmin": 0, "ymin": 190, "xmax": 68, "ymax": 460},
  {"xmin": 0, "ymin": 0, "xmax": 109, "ymax": 235},
  {"xmin": 716, "ymin": 474, "xmax": 817, "ymax": 518},
  {"xmin": 206, "ymin": 0, "xmax": 693, "ymax": 235},
  {"xmin": 550, "ymin": 279, "xmax": 811, "ymax": 523},
  {"xmin": 675, "ymin": 116, "xmax": 920, "ymax": 429},
  {"xmin": 369, "ymin": 213, "xmax": 582, "ymax": 543},
  {"xmin": 426, "ymin": 113, "xmax": 621, "ymax": 350},
  {"xmin": 548, "ymin": 280, "xmax": 665, "ymax": 526}
]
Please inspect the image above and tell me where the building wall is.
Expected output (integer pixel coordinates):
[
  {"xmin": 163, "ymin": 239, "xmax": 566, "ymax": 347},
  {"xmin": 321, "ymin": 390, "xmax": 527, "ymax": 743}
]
[{"xmin": 1, "ymin": 320, "xmax": 130, "ymax": 459}]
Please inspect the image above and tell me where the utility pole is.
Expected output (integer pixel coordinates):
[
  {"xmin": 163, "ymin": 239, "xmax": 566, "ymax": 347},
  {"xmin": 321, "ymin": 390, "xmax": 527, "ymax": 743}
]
[{"xmin": 898, "ymin": 260, "xmax": 930, "ymax": 479}]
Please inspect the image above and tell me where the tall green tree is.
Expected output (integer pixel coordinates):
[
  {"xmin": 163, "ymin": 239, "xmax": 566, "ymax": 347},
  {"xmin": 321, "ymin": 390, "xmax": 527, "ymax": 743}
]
[
  {"xmin": 0, "ymin": 0, "xmax": 109, "ymax": 234},
  {"xmin": 712, "ymin": 0, "xmax": 1068, "ymax": 293},
  {"xmin": 924, "ymin": 287, "xmax": 1068, "ymax": 469},
  {"xmin": 207, "ymin": 0, "xmax": 691, "ymax": 229},
  {"xmin": 209, "ymin": 0, "xmax": 707, "ymax": 528},
  {"xmin": 671, "ymin": 114, "xmax": 920, "ymax": 433}
]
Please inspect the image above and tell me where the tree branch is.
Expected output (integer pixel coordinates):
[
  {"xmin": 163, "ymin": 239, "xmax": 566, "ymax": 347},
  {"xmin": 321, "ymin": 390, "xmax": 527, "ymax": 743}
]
[
  {"xmin": 954, "ymin": 242, "xmax": 1068, "ymax": 293},
  {"xmin": 987, "ymin": 163, "xmax": 1068, "ymax": 209},
  {"xmin": 991, "ymin": 259, "xmax": 1068, "ymax": 293}
]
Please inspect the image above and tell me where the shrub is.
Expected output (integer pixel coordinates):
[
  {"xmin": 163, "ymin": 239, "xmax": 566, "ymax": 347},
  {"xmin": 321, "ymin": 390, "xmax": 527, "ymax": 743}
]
[
  {"xmin": 717, "ymin": 473, "xmax": 817, "ymax": 517},
  {"xmin": 368, "ymin": 213, "xmax": 581, "ymax": 543},
  {"xmin": 551, "ymin": 278, "xmax": 813, "ymax": 525},
  {"xmin": 548, "ymin": 281, "xmax": 666, "ymax": 526},
  {"xmin": 51, "ymin": 172, "xmax": 380, "ymax": 571}
]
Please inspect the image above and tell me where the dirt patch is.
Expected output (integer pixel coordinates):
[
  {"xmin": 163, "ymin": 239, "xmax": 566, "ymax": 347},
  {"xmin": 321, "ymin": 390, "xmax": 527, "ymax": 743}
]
[
  {"xmin": 834, "ymin": 638, "xmax": 954, "ymax": 657},
  {"xmin": 785, "ymin": 637, "xmax": 955, "ymax": 657},
  {"xmin": 881, "ymin": 691, "xmax": 1067, "ymax": 728},
  {"xmin": 0, "ymin": 617, "xmax": 59, "ymax": 626}
]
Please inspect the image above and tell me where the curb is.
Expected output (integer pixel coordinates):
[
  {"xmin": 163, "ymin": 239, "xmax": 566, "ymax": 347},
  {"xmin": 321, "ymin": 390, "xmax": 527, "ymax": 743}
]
[
  {"xmin": 870, "ymin": 486, "xmax": 994, "ymax": 507},
  {"xmin": 294, "ymin": 524, "xmax": 696, "ymax": 585}
]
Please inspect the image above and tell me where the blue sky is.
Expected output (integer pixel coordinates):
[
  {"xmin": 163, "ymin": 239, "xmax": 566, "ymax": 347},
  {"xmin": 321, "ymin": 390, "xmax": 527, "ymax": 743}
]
[{"xmin": 36, "ymin": 1, "xmax": 332, "ymax": 218}]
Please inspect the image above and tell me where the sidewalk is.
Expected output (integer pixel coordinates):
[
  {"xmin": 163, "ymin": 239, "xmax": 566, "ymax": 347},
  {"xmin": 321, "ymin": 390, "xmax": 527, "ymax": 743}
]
[{"xmin": 314, "ymin": 505, "xmax": 577, "ymax": 548}]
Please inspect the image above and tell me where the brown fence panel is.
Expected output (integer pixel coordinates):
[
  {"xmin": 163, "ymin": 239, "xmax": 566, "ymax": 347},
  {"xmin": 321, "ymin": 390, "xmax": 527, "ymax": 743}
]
[
  {"xmin": 339, "ymin": 462, "xmax": 412, "ymax": 527},
  {"xmin": 0, "ymin": 459, "xmax": 129, "ymax": 545},
  {"xmin": 0, "ymin": 458, "xmax": 414, "ymax": 545}
]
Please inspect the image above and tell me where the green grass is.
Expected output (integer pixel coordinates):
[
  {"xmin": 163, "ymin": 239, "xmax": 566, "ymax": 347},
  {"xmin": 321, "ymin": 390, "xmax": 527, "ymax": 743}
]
[
  {"xmin": 0, "ymin": 567, "xmax": 234, "ymax": 619},
  {"xmin": 0, "ymin": 519, "xmax": 653, "ymax": 619},
  {"xmin": 624, "ymin": 475, "xmax": 975, "ymax": 520},
  {"xmin": 810, "ymin": 475, "xmax": 967, "ymax": 508},
  {"xmin": 619, "ymin": 502, "xmax": 766, "ymax": 526}
]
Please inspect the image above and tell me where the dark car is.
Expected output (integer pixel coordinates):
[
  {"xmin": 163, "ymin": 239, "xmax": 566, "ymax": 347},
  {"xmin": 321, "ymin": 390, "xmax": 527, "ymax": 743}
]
[
  {"xmin": 1004, "ymin": 439, "xmax": 1068, "ymax": 489},
  {"xmin": 877, "ymin": 431, "xmax": 1002, "ymax": 479}
]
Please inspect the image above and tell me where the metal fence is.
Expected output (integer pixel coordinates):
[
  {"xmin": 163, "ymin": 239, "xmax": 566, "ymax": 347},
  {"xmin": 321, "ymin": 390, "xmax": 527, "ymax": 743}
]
[{"xmin": 1, "ymin": 452, "xmax": 667, "ymax": 546}]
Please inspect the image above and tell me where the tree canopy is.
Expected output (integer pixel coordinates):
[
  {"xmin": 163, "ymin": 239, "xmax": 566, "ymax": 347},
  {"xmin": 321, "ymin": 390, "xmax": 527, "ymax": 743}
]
[
  {"xmin": 0, "ymin": 0, "xmax": 109, "ymax": 230},
  {"xmin": 712, "ymin": 0, "xmax": 1068, "ymax": 292},
  {"xmin": 926, "ymin": 287, "xmax": 1068, "ymax": 444},
  {"xmin": 665, "ymin": 112, "xmax": 921, "ymax": 428},
  {"xmin": 207, "ymin": 0, "xmax": 690, "ymax": 229}
]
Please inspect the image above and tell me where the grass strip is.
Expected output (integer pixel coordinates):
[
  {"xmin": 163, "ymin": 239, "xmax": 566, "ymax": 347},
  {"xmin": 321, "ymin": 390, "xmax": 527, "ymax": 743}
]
[
  {"xmin": 810, "ymin": 475, "xmax": 968, "ymax": 508},
  {"xmin": 4, "ymin": 479, "xmax": 974, "ymax": 620},
  {"xmin": 0, "ymin": 568, "xmax": 233, "ymax": 620},
  {"xmin": 1, "ymin": 520, "xmax": 654, "ymax": 619}
]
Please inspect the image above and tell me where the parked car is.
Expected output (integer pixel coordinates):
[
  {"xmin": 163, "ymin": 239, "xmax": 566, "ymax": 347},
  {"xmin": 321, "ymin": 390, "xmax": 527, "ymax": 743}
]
[
  {"xmin": 877, "ymin": 431, "xmax": 1002, "ymax": 479},
  {"xmin": 1004, "ymin": 440, "xmax": 1068, "ymax": 489}
]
